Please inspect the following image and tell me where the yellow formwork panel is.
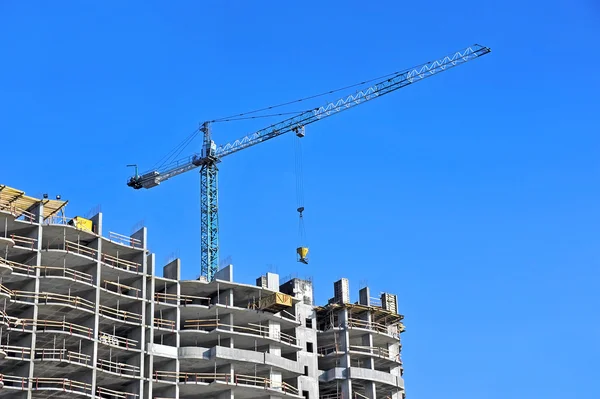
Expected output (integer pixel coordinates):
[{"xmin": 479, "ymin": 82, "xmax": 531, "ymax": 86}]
[
  {"xmin": 259, "ymin": 292, "xmax": 292, "ymax": 313},
  {"xmin": 70, "ymin": 216, "xmax": 93, "ymax": 232}
]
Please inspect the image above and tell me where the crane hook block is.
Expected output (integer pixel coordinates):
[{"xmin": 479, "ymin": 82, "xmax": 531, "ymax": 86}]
[
  {"xmin": 297, "ymin": 247, "xmax": 309, "ymax": 264},
  {"xmin": 294, "ymin": 126, "xmax": 305, "ymax": 138}
]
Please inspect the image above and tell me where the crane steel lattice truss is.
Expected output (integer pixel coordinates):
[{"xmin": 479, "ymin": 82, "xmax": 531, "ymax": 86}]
[{"xmin": 127, "ymin": 44, "xmax": 491, "ymax": 281}]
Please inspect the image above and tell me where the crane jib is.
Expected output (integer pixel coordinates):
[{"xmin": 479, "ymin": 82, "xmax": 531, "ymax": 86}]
[{"xmin": 126, "ymin": 43, "xmax": 491, "ymax": 280}]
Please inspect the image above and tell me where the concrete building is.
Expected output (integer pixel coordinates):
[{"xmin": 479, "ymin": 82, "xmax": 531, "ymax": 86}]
[{"xmin": 0, "ymin": 185, "xmax": 404, "ymax": 399}]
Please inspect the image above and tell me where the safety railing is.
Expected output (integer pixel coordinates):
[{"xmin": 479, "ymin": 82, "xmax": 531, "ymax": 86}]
[
  {"xmin": 0, "ymin": 260, "xmax": 94, "ymax": 284},
  {"xmin": 12, "ymin": 290, "xmax": 96, "ymax": 312},
  {"xmin": 10, "ymin": 318, "xmax": 94, "ymax": 338},
  {"xmin": 65, "ymin": 240, "xmax": 97, "ymax": 258},
  {"xmin": 102, "ymin": 280, "xmax": 141, "ymax": 299},
  {"xmin": 154, "ymin": 318, "xmax": 176, "ymax": 331},
  {"xmin": 10, "ymin": 234, "xmax": 37, "ymax": 249},
  {"xmin": 98, "ymin": 332, "xmax": 138, "ymax": 350},
  {"xmin": 99, "ymin": 305, "xmax": 142, "ymax": 324},
  {"xmin": 97, "ymin": 386, "xmax": 140, "ymax": 399},
  {"xmin": 101, "ymin": 253, "xmax": 141, "ymax": 273},
  {"xmin": 151, "ymin": 371, "xmax": 298, "ymax": 395},
  {"xmin": 0, "ymin": 283, "xmax": 13, "ymax": 297},
  {"xmin": 108, "ymin": 231, "xmax": 143, "ymax": 249},
  {"xmin": 0, "ymin": 310, "xmax": 9, "ymax": 326},
  {"xmin": 35, "ymin": 348, "xmax": 91, "ymax": 366},
  {"xmin": 349, "ymin": 344, "xmax": 401, "ymax": 362},
  {"xmin": 154, "ymin": 292, "xmax": 211, "ymax": 306},
  {"xmin": 317, "ymin": 344, "xmax": 340, "ymax": 356},
  {"xmin": 97, "ymin": 358, "xmax": 141, "ymax": 377},
  {"xmin": 1, "ymin": 375, "xmax": 92, "ymax": 394},
  {"xmin": 347, "ymin": 318, "xmax": 399, "ymax": 337},
  {"xmin": 39, "ymin": 265, "xmax": 94, "ymax": 284},
  {"xmin": 3, "ymin": 259, "xmax": 35, "ymax": 276},
  {"xmin": 183, "ymin": 319, "xmax": 298, "ymax": 346},
  {"xmin": 0, "ymin": 199, "xmax": 36, "ymax": 223},
  {"xmin": 0, "ymin": 344, "xmax": 32, "ymax": 359},
  {"xmin": 234, "ymin": 374, "xmax": 299, "ymax": 395},
  {"xmin": 0, "ymin": 374, "xmax": 28, "ymax": 389}
]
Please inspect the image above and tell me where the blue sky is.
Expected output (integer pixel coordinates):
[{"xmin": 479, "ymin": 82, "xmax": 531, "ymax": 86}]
[{"xmin": 1, "ymin": 1, "xmax": 599, "ymax": 398}]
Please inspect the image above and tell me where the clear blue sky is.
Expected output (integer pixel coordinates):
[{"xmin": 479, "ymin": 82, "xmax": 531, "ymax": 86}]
[{"xmin": 1, "ymin": 1, "xmax": 598, "ymax": 398}]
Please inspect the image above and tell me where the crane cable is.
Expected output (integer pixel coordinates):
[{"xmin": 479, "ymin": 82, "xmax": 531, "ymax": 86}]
[
  {"xmin": 151, "ymin": 128, "xmax": 200, "ymax": 171},
  {"xmin": 210, "ymin": 66, "xmax": 414, "ymax": 123},
  {"xmin": 150, "ymin": 58, "xmax": 432, "ymax": 172},
  {"xmin": 294, "ymin": 132, "xmax": 307, "ymax": 252}
]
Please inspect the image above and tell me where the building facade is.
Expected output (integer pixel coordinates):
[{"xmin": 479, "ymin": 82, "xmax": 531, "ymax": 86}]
[{"xmin": 0, "ymin": 186, "xmax": 404, "ymax": 399}]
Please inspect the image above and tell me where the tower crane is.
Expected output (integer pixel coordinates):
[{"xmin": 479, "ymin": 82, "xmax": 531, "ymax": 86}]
[{"xmin": 127, "ymin": 44, "xmax": 491, "ymax": 281}]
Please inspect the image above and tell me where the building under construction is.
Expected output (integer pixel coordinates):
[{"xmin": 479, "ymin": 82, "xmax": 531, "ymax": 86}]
[{"xmin": 0, "ymin": 185, "xmax": 404, "ymax": 399}]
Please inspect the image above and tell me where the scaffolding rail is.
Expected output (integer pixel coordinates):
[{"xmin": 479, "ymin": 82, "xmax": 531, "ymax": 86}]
[
  {"xmin": 99, "ymin": 305, "xmax": 143, "ymax": 324},
  {"xmin": 0, "ymin": 199, "xmax": 36, "ymax": 223},
  {"xmin": 40, "ymin": 265, "xmax": 95, "ymax": 284},
  {"xmin": 154, "ymin": 292, "xmax": 211, "ymax": 306},
  {"xmin": 97, "ymin": 386, "xmax": 140, "ymax": 399},
  {"xmin": 154, "ymin": 317, "xmax": 176, "ymax": 331},
  {"xmin": 347, "ymin": 318, "xmax": 400, "ymax": 338},
  {"xmin": 152, "ymin": 371, "xmax": 299, "ymax": 395},
  {"xmin": 35, "ymin": 348, "xmax": 92, "ymax": 366},
  {"xmin": 108, "ymin": 231, "xmax": 143, "ymax": 249},
  {"xmin": 9, "ymin": 318, "xmax": 94, "ymax": 338},
  {"xmin": 12, "ymin": 290, "xmax": 96, "ymax": 312},
  {"xmin": 1, "ymin": 375, "xmax": 92, "ymax": 394},
  {"xmin": 97, "ymin": 358, "xmax": 141, "ymax": 377},
  {"xmin": 10, "ymin": 234, "xmax": 37, "ymax": 249},
  {"xmin": 101, "ymin": 253, "xmax": 141, "ymax": 273},
  {"xmin": 103, "ymin": 280, "xmax": 142, "ymax": 299},
  {"xmin": 65, "ymin": 239, "xmax": 97, "ymax": 258},
  {"xmin": 183, "ymin": 319, "xmax": 298, "ymax": 346},
  {"xmin": 99, "ymin": 332, "xmax": 139, "ymax": 349},
  {"xmin": 0, "ymin": 344, "xmax": 32, "ymax": 360}
]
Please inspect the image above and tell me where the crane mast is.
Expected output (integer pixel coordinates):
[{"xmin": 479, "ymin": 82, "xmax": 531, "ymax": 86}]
[{"xmin": 127, "ymin": 44, "xmax": 491, "ymax": 281}]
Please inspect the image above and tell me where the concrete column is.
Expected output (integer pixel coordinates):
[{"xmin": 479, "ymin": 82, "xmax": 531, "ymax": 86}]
[
  {"xmin": 338, "ymin": 308, "xmax": 352, "ymax": 399},
  {"xmin": 27, "ymin": 201, "xmax": 44, "ymax": 399},
  {"xmin": 133, "ymin": 227, "xmax": 147, "ymax": 398},
  {"xmin": 266, "ymin": 320, "xmax": 283, "ymax": 390},
  {"xmin": 219, "ymin": 288, "xmax": 234, "ymax": 307},
  {"xmin": 90, "ymin": 212, "xmax": 103, "ymax": 398},
  {"xmin": 219, "ymin": 312, "xmax": 234, "ymax": 348},
  {"xmin": 362, "ymin": 310, "xmax": 375, "ymax": 370},
  {"xmin": 270, "ymin": 367, "xmax": 283, "ymax": 389},
  {"xmin": 363, "ymin": 382, "xmax": 377, "ymax": 399},
  {"xmin": 145, "ymin": 253, "xmax": 156, "ymax": 399}
]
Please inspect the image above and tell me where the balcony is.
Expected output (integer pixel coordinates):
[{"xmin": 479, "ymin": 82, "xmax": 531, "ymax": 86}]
[
  {"xmin": 101, "ymin": 280, "xmax": 142, "ymax": 300},
  {"xmin": 154, "ymin": 292, "xmax": 210, "ymax": 307},
  {"xmin": 101, "ymin": 253, "xmax": 141, "ymax": 274},
  {"xmin": 98, "ymin": 331, "xmax": 139, "ymax": 351},
  {"xmin": 97, "ymin": 386, "xmax": 139, "ymax": 399},
  {"xmin": 152, "ymin": 371, "xmax": 300, "ymax": 396},
  {"xmin": 1, "ymin": 375, "xmax": 92, "ymax": 396},
  {"xmin": 12, "ymin": 318, "xmax": 94, "ymax": 339},
  {"xmin": 34, "ymin": 348, "xmax": 92, "ymax": 367},
  {"xmin": 182, "ymin": 318, "xmax": 298, "ymax": 346},
  {"xmin": 99, "ymin": 305, "xmax": 142, "ymax": 326},
  {"xmin": 12, "ymin": 291, "xmax": 95, "ymax": 314},
  {"xmin": 97, "ymin": 358, "xmax": 141, "ymax": 378}
]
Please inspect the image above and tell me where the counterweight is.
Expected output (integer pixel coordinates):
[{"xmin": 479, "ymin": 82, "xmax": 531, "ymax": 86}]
[{"xmin": 127, "ymin": 44, "xmax": 491, "ymax": 281}]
